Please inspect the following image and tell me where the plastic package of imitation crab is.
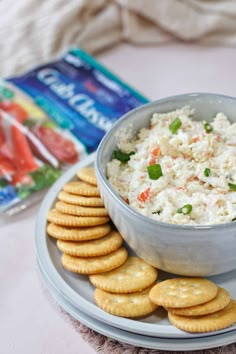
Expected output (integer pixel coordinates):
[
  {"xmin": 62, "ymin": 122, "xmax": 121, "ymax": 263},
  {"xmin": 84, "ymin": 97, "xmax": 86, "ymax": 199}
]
[{"xmin": 0, "ymin": 48, "xmax": 148, "ymax": 216}]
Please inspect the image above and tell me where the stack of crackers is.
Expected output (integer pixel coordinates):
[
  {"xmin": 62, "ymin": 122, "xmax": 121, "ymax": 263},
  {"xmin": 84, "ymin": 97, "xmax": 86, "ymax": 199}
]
[
  {"xmin": 47, "ymin": 167, "xmax": 159, "ymax": 317},
  {"xmin": 46, "ymin": 166, "xmax": 236, "ymax": 333},
  {"xmin": 149, "ymin": 278, "xmax": 236, "ymax": 333},
  {"xmin": 90, "ymin": 257, "xmax": 158, "ymax": 318},
  {"xmin": 47, "ymin": 167, "xmax": 128, "ymax": 274}
]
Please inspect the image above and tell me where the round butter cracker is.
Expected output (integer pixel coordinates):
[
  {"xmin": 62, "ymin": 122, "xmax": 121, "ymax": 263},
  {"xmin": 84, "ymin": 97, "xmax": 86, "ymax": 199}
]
[
  {"xmin": 58, "ymin": 191, "xmax": 104, "ymax": 207},
  {"xmin": 168, "ymin": 300, "xmax": 236, "ymax": 333},
  {"xmin": 149, "ymin": 278, "xmax": 218, "ymax": 308},
  {"xmin": 63, "ymin": 181, "xmax": 100, "ymax": 197},
  {"xmin": 77, "ymin": 167, "xmax": 97, "ymax": 185},
  {"xmin": 90, "ymin": 256, "xmax": 158, "ymax": 293},
  {"xmin": 94, "ymin": 287, "xmax": 158, "ymax": 318},
  {"xmin": 57, "ymin": 230, "xmax": 123, "ymax": 257},
  {"xmin": 61, "ymin": 247, "xmax": 128, "ymax": 274},
  {"xmin": 47, "ymin": 209, "xmax": 109, "ymax": 227},
  {"xmin": 167, "ymin": 287, "xmax": 231, "ymax": 316},
  {"xmin": 47, "ymin": 223, "xmax": 111, "ymax": 241},
  {"xmin": 55, "ymin": 201, "xmax": 108, "ymax": 217}
]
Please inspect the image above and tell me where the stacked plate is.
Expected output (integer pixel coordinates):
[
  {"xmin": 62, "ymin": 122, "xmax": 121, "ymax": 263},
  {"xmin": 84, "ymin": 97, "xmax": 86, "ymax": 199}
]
[{"xmin": 35, "ymin": 153, "xmax": 236, "ymax": 351}]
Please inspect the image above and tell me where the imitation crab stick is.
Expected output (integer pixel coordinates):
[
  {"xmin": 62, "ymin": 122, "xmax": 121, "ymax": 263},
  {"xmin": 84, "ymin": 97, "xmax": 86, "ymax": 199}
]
[
  {"xmin": 11, "ymin": 172, "xmax": 33, "ymax": 186},
  {"xmin": 11, "ymin": 124, "xmax": 38, "ymax": 175},
  {"xmin": 0, "ymin": 115, "xmax": 15, "ymax": 178},
  {"xmin": 0, "ymin": 109, "xmax": 38, "ymax": 184},
  {"xmin": 0, "ymin": 115, "xmax": 13, "ymax": 161},
  {"xmin": 0, "ymin": 102, "xmax": 28, "ymax": 123},
  {"xmin": 0, "ymin": 156, "xmax": 15, "ymax": 178}
]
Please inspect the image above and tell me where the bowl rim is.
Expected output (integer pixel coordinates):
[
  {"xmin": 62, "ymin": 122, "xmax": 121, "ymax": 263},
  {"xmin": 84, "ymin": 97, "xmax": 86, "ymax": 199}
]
[{"xmin": 95, "ymin": 92, "xmax": 236, "ymax": 231}]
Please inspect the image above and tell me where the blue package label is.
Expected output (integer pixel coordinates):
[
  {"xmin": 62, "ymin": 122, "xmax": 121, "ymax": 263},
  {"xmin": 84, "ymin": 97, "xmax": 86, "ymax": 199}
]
[
  {"xmin": 0, "ymin": 48, "xmax": 149, "ymax": 213},
  {"xmin": 9, "ymin": 48, "xmax": 148, "ymax": 153}
]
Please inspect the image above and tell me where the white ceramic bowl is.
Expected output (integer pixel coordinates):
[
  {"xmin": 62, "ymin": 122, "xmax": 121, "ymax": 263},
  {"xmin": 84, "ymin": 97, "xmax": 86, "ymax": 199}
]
[{"xmin": 95, "ymin": 93, "xmax": 236, "ymax": 276}]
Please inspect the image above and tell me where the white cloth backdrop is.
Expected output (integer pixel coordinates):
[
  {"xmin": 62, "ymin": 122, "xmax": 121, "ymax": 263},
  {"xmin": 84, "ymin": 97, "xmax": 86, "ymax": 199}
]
[{"xmin": 1, "ymin": 0, "xmax": 236, "ymax": 76}]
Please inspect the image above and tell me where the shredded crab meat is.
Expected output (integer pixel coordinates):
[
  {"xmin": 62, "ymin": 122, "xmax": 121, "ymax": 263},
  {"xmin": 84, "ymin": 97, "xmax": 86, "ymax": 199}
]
[{"xmin": 107, "ymin": 107, "xmax": 236, "ymax": 225}]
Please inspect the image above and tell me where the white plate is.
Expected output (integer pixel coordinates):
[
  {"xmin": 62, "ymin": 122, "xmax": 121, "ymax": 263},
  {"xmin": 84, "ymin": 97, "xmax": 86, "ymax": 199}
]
[
  {"xmin": 38, "ymin": 258, "xmax": 236, "ymax": 351},
  {"xmin": 35, "ymin": 152, "xmax": 236, "ymax": 339}
]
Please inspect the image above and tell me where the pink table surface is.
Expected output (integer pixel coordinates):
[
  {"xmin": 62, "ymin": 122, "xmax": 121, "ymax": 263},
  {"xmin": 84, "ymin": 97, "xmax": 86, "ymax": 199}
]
[{"xmin": 1, "ymin": 43, "xmax": 236, "ymax": 354}]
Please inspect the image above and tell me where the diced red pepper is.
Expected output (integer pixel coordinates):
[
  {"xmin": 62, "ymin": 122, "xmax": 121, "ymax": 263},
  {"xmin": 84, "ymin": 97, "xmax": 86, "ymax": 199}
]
[
  {"xmin": 148, "ymin": 146, "xmax": 161, "ymax": 165},
  {"xmin": 192, "ymin": 136, "xmax": 200, "ymax": 143},
  {"xmin": 137, "ymin": 187, "xmax": 151, "ymax": 202},
  {"xmin": 151, "ymin": 147, "xmax": 161, "ymax": 156},
  {"xmin": 148, "ymin": 157, "xmax": 156, "ymax": 166}
]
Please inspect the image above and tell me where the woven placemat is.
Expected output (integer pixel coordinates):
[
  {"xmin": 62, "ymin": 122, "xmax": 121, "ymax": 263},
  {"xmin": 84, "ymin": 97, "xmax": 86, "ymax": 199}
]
[
  {"xmin": 60, "ymin": 307, "xmax": 236, "ymax": 354},
  {"xmin": 40, "ymin": 272, "xmax": 236, "ymax": 354}
]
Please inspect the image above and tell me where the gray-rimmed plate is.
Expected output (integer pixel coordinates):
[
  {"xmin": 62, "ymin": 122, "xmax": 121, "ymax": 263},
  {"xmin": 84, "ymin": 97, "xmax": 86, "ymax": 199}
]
[
  {"xmin": 35, "ymin": 152, "xmax": 236, "ymax": 339},
  {"xmin": 38, "ymin": 258, "xmax": 236, "ymax": 351}
]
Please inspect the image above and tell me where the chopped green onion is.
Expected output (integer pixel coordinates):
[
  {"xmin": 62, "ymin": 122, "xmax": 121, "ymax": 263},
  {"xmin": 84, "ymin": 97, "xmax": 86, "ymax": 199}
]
[
  {"xmin": 204, "ymin": 168, "xmax": 211, "ymax": 177},
  {"xmin": 177, "ymin": 204, "xmax": 192, "ymax": 215},
  {"xmin": 228, "ymin": 183, "xmax": 236, "ymax": 191},
  {"xmin": 147, "ymin": 164, "xmax": 163, "ymax": 180},
  {"xmin": 112, "ymin": 149, "xmax": 135, "ymax": 163},
  {"xmin": 203, "ymin": 122, "xmax": 213, "ymax": 133},
  {"xmin": 169, "ymin": 117, "xmax": 182, "ymax": 134},
  {"xmin": 232, "ymin": 217, "xmax": 236, "ymax": 222}
]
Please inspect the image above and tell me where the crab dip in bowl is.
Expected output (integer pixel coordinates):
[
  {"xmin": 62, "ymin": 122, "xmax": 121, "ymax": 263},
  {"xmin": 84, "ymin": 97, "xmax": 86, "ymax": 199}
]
[{"xmin": 95, "ymin": 93, "xmax": 236, "ymax": 276}]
